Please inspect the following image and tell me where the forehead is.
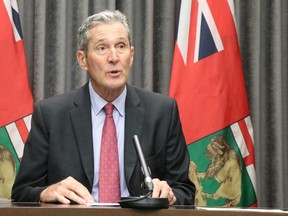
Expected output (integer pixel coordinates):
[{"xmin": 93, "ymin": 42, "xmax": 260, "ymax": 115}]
[{"xmin": 88, "ymin": 22, "xmax": 129, "ymax": 42}]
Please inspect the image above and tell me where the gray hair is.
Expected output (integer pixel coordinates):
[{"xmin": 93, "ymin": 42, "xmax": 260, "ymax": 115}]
[{"xmin": 77, "ymin": 10, "xmax": 132, "ymax": 55}]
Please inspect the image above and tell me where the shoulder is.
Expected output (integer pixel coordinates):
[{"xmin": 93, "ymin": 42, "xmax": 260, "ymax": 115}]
[
  {"xmin": 37, "ymin": 84, "xmax": 89, "ymax": 112},
  {"xmin": 126, "ymin": 85, "xmax": 179, "ymax": 118}
]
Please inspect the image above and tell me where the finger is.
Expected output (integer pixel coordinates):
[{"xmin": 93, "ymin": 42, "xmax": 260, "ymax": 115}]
[
  {"xmin": 157, "ymin": 180, "xmax": 170, "ymax": 198},
  {"xmin": 61, "ymin": 188, "xmax": 88, "ymax": 205},
  {"xmin": 55, "ymin": 193, "xmax": 71, "ymax": 204},
  {"xmin": 169, "ymin": 195, "xmax": 177, "ymax": 206},
  {"xmin": 40, "ymin": 184, "xmax": 71, "ymax": 204},
  {"xmin": 63, "ymin": 177, "xmax": 94, "ymax": 204},
  {"xmin": 151, "ymin": 178, "xmax": 161, "ymax": 198},
  {"xmin": 151, "ymin": 179, "xmax": 171, "ymax": 198},
  {"xmin": 167, "ymin": 188, "xmax": 175, "ymax": 204},
  {"xmin": 40, "ymin": 177, "xmax": 94, "ymax": 204}
]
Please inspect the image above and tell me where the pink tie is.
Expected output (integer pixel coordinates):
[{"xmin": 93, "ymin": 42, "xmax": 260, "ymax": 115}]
[{"xmin": 99, "ymin": 103, "xmax": 120, "ymax": 203}]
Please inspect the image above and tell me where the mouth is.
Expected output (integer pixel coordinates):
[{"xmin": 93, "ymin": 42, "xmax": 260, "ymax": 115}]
[
  {"xmin": 107, "ymin": 70, "xmax": 121, "ymax": 77},
  {"xmin": 108, "ymin": 69, "xmax": 121, "ymax": 73},
  {"xmin": 110, "ymin": 70, "xmax": 120, "ymax": 73}
]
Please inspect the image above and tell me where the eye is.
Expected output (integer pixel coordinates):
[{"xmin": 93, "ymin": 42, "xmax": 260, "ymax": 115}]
[
  {"xmin": 118, "ymin": 44, "xmax": 126, "ymax": 49},
  {"xmin": 116, "ymin": 43, "xmax": 127, "ymax": 53},
  {"xmin": 96, "ymin": 45, "xmax": 108, "ymax": 55}
]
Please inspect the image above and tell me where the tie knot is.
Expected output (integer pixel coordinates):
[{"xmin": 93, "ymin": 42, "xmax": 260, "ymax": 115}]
[{"xmin": 104, "ymin": 103, "xmax": 114, "ymax": 115}]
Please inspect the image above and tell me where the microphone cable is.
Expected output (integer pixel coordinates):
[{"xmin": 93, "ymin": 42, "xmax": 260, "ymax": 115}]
[{"xmin": 118, "ymin": 191, "xmax": 152, "ymax": 204}]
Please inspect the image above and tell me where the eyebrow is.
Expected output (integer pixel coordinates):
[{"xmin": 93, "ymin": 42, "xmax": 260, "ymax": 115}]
[{"xmin": 93, "ymin": 37, "xmax": 129, "ymax": 45}]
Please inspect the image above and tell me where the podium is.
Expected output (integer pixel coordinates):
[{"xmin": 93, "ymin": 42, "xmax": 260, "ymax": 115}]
[{"xmin": 0, "ymin": 202, "xmax": 287, "ymax": 216}]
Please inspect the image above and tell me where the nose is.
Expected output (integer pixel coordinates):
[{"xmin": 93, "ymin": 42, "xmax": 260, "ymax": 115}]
[{"xmin": 107, "ymin": 47, "xmax": 119, "ymax": 64}]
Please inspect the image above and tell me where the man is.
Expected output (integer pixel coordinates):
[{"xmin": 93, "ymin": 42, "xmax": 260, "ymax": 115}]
[
  {"xmin": 0, "ymin": 145, "xmax": 16, "ymax": 199},
  {"xmin": 12, "ymin": 10, "xmax": 195, "ymax": 205}
]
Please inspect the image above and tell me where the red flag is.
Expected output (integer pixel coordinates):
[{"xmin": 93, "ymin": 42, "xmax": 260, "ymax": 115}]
[
  {"xmin": 0, "ymin": 0, "xmax": 33, "ymax": 199},
  {"xmin": 170, "ymin": 0, "xmax": 257, "ymax": 207}
]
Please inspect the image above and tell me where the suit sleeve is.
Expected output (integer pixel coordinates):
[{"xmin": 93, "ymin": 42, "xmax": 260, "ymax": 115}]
[
  {"xmin": 12, "ymin": 102, "xmax": 49, "ymax": 202},
  {"xmin": 165, "ymin": 100, "xmax": 195, "ymax": 205}
]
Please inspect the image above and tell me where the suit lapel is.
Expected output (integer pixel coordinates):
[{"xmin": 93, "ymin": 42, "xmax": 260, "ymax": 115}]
[
  {"xmin": 70, "ymin": 84, "xmax": 94, "ymax": 188},
  {"xmin": 68, "ymin": 84, "xmax": 146, "ymax": 193},
  {"xmin": 124, "ymin": 85, "xmax": 145, "ymax": 194}
]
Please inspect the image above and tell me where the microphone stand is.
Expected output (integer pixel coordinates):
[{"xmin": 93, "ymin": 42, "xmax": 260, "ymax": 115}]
[{"xmin": 118, "ymin": 135, "xmax": 169, "ymax": 209}]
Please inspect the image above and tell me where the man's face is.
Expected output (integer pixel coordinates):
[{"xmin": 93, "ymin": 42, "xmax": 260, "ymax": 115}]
[
  {"xmin": 0, "ymin": 159, "xmax": 15, "ymax": 199},
  {"xmin": 77, "ymin": 22, "xmax": 134, "ymax": 100}
]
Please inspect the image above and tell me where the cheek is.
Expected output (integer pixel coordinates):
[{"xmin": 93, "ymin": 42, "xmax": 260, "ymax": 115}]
[
  {"xmin": 87, "ymin": 54, "xmax": 105, "ymax": 68},
  {"xmin": 86, "ymin": 61, "xmax": 105, "ymax": 77}
]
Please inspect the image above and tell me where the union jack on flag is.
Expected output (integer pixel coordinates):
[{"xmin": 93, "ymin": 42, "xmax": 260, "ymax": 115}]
[{"xmin": 170, "ymin": 0, "xmax": 257, "ymax": 207}]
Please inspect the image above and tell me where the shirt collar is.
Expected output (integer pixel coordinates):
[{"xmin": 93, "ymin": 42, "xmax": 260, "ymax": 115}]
[{"xmin": 89, "ymin": 81, "xmax": 126, "ymax": 116}]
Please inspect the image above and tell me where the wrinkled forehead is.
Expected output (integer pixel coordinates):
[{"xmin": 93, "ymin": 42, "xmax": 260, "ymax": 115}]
[{"xmin": 87, "ymin": 22, "xmax": 130, "ymax": 43}]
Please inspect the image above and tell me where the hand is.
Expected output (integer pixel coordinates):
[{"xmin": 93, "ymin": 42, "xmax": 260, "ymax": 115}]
[
  {"xmin": 40, "ymin": 176, "xmax": 94, "ymax": 204},
  {"xmin": 151, "ymin": 178, "xmax": 177, "ymax": 206}
]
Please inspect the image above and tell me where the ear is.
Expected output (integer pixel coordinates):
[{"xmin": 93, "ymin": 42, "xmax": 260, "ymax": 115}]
[
  {"xmin": 129, "ymin": 46, "xmax": 135, "ymax": 67},
  {"xmin": 77, "ymin": 50, "xmax": 88, "ymax": 71}
]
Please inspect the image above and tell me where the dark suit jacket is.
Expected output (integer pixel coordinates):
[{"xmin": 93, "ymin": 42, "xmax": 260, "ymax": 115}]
[{"xmin": 12, "ymin": 83, "xmax": 195, "ymax": 205}]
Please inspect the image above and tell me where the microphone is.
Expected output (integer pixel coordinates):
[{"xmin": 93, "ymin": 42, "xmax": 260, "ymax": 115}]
[
  {"xmin": 118, "ymin": 135, "xmax": 169, "ymax": 209},
  {"xmin": 132, "ymin": 135, "xmax": 153, "ymax": 192}
]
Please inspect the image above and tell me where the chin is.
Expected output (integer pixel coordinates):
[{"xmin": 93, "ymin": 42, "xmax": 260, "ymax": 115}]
[{"xmin": 108, "ymin": 80, "xmax": 127, "ymax": 89}]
